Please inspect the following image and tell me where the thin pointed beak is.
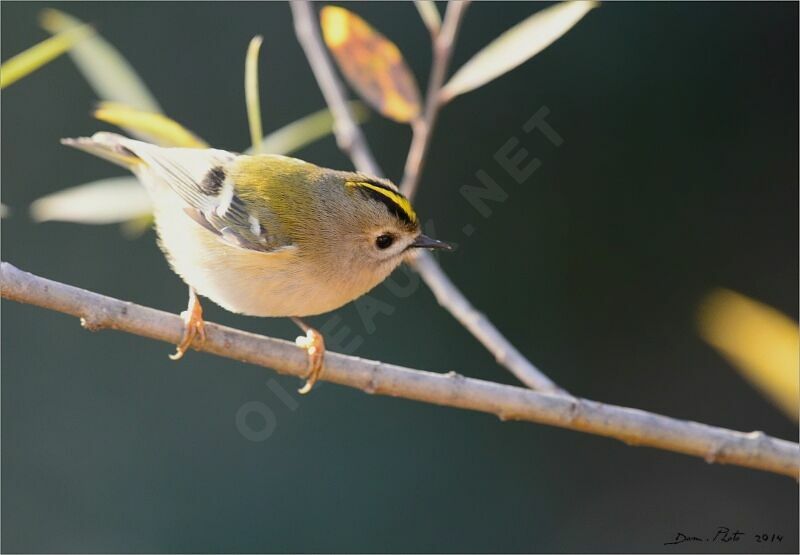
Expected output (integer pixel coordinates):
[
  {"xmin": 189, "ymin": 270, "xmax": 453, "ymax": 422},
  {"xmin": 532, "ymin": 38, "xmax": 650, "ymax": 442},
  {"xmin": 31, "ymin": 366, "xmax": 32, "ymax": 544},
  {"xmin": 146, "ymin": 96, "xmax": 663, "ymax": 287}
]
[{"xmin": 410, "ymin": 234, "xmax": 453, "ymax": 251}]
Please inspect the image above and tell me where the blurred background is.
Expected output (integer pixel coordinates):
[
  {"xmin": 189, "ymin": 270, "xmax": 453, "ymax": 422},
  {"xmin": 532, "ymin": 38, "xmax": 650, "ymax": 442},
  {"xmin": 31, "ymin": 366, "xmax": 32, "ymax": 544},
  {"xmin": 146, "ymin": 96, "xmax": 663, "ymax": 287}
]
[{"xmin": 1, "ymin": 2, "xmax": 797, "ymax": 552}]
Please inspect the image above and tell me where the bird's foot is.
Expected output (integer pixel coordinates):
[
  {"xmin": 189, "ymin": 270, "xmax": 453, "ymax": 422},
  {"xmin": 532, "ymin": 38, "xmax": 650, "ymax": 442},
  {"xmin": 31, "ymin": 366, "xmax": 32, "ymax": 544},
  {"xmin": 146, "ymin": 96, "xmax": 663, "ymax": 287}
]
[
  {"xmin": 295, "ymin": 326, "xmax": 325, "ymax": 394},
  {"xmin": 169, "ymin": 290, "xmax": 205, "ymax": 360}
]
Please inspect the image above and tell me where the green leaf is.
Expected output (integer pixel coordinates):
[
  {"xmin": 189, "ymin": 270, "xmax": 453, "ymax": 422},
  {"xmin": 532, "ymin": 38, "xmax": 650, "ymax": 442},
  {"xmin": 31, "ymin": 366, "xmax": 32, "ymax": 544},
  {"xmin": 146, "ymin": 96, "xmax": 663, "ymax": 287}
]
[
  {"xmin": 93, "ymin": 102, "xmax": 208, "ymax": 148},
  {"xmin": 442, "ymin": 1, "xmax": 598, "ymax": 101},
  {"xmin": 248, "ymin": 101, "xmax": 369, "ymax": 156},
  {"xmin": 245, "ymin": 35, "xmax": 265, "ymax": 152},
  {"xmin": 30, "ymin": 177, "xmax": 153, "ymax": 225},
  {"xmin": 38, "ymin": 8, "xmax": 162, "ymax": 112},
  {"xmin": 415, "ymin": 1, "xmax": 441, "ymax": 34},
  {"xmin": 0, "ymin": 24, "xmax": 93, "ymax": 89}
]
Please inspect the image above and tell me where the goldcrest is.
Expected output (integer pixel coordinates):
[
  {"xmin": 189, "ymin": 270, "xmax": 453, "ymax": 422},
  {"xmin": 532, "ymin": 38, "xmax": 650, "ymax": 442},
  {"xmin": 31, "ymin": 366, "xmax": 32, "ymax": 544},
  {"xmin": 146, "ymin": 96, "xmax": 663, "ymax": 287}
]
[{"xmin": 62, "ymin": 132, "xmax": 450, "ymax": 392}]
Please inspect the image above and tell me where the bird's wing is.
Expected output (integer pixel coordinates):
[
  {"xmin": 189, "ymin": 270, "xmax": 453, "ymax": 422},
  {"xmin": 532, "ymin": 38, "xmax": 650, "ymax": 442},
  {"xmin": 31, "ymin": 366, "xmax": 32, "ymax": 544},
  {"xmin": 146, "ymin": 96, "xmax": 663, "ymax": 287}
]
[{"xmin": 110, "ymin": 135, "xmax": 288, "ymax": 253}]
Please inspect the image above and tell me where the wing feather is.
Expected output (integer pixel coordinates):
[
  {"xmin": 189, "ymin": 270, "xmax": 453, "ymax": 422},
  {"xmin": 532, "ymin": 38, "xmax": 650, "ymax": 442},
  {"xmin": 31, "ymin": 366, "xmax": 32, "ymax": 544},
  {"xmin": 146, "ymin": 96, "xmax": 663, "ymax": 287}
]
[{"xmin": 115, "ymin": 136, "xmax": 285, "ymax": 253}]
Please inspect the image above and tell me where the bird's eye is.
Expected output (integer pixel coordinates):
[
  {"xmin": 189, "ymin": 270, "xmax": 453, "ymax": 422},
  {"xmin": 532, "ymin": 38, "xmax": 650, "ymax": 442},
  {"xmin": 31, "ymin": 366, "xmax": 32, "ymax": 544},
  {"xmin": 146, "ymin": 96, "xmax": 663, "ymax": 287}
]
[{"xmin": 375, "ymin": 234, "xmax": 394, "ymax": 250}]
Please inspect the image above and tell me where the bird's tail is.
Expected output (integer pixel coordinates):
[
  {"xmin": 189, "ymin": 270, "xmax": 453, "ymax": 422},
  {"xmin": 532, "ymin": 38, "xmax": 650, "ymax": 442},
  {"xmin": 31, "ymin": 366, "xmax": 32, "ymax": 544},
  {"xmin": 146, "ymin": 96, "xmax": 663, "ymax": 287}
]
[{"xmin": 61, "ymin": 132, "xmax": 143, "ymax": 170}]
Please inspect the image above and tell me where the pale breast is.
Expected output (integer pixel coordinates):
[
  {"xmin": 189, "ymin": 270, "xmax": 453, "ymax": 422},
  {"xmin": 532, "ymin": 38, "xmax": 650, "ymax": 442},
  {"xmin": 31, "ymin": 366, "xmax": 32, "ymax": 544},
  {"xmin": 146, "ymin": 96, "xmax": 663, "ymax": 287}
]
[{"xmin": 151, "ymin": 193, "xmax": 390, "ymax": 317}]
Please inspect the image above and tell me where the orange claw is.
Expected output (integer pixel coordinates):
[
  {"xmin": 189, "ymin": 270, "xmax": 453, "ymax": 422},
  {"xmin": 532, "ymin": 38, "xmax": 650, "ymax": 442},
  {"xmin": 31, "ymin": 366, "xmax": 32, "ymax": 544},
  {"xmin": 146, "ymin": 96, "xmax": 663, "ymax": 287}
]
[
  {"xmin": 293, "ymin": 320, "xmax": 325, "ymax": 394},
  {"xmin": 169, "ymin": 288, "xmax": 205, "ymax": 360}
]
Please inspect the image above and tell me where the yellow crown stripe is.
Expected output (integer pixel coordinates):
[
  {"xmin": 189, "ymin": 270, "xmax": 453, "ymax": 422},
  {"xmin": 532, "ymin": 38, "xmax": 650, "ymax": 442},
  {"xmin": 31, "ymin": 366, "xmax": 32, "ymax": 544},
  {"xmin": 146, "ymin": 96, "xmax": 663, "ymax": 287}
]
[{"xmin": 347, "ymin": 180, "xmax": 417, "ymax": 224}]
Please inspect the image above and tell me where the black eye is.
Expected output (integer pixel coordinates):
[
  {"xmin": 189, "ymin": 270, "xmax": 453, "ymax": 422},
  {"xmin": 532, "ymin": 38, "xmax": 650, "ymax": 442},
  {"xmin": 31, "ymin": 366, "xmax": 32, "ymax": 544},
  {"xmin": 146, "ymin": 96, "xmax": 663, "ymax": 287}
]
[{"xmin": 375, "ymin": 234, "xmax": 394, "ymax": 250}]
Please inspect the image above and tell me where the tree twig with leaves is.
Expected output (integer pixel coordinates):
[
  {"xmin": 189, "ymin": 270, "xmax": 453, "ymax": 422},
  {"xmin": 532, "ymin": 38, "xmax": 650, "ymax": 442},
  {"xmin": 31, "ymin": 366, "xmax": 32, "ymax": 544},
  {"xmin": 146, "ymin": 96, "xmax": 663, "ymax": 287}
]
[
  {"xmin": 401, "ymin": 0, "xmax": 470, "ymax": 200},
  {"xmin": 4, "ymin": 2, "xmax": 796, "ymax": 481},
  {"xmin": 294, "ymin": 0, "xmax": 570, "ymax": 392}
]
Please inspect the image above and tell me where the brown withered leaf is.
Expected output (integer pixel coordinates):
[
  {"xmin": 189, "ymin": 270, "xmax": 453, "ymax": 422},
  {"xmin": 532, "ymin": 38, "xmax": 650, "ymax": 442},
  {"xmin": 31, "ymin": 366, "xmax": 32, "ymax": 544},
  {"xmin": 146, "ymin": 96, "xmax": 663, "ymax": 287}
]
[{"xmin": 320, "ymin": 5, "xmax": 421, "ymax": 123}]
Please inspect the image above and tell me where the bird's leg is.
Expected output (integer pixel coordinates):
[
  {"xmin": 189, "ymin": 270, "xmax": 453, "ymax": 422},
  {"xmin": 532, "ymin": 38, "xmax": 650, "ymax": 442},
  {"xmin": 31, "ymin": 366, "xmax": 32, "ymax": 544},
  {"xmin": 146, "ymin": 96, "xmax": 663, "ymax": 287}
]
[
  {"xmin": 169, "ymin": 287, "xmax": 206, "ymax": 360},
  {"xmin": 292, "ymin": 317, "xmax": 325, "ymax": 394}
]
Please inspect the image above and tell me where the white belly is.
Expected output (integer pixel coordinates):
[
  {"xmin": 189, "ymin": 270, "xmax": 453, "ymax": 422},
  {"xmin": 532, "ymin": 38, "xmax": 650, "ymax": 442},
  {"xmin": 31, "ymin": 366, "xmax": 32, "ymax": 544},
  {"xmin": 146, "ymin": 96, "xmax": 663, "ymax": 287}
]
[{"xmin": 150, "ymin": 192, "xmax": 388, "ymax": 317}]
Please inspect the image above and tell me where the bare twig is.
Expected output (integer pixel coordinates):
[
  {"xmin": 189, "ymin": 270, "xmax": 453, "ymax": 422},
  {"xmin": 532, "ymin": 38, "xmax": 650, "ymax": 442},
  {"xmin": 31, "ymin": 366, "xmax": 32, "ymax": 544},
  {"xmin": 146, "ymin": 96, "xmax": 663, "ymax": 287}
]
[
  {"xmin": 2, "ymin": 262, "xmax": 797, "ymax": 478},
  {"xmin": 290, "ymin": 0, "xmax": 381, "ymax": 176},
  {"xmin": 290, "ymin": 0, "xmax": 560, "ymax": 392},
  {"xmin": 412, "ymin": 250, "xmax": 561, "ymax": 391},
  {"xmin": 399, "ymin": 1, "xmax": 561, "ymax": 392},
  {"xmin": 401, "ymin": 0, "xmax": 470, "ymax": 200}
]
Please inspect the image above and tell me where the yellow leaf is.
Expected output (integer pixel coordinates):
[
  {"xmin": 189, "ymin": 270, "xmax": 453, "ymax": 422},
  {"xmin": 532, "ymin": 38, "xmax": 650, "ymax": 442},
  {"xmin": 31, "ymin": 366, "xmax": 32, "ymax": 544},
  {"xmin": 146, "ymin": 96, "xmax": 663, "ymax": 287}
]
[
  {"xmin": 94, "ymin": 102, "xmax": 208, "ymax": 148},
  {"xmin": 248, "ymin": 101, "xmax": 369, "ymax": 155},
  {"xmin": 39, "ymin": 9, "xmax": 161, "ymax": 112},
  {"xmin": 698, "ymin": 288, "xmax": 799, "ymax": 422},
  {"xmin": 30, "ymin": 177, "xmax": 153, "ymax": 225},
  {"xmin": 0, "ymin": 24, "xmax": 93, "ymax": 89},
  {"xmin": 320, "ymin": 6, "xmax": 421, "ymax": 123},
  {"xmin": 442, "ymin": 1, "xmax": 598, "ymax": 101},
  {"xmin": 245, "ymin": 36, "xmax": 265, "ymax": 152}
]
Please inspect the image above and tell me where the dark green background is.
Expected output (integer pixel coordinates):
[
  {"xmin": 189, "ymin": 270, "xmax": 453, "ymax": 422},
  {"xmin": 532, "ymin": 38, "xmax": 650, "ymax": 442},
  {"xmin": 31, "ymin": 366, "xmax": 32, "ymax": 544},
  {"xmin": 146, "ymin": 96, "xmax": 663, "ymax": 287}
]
[{"xmin": 2, "ymin": 2, "xmax": 797, "ymax": 553}]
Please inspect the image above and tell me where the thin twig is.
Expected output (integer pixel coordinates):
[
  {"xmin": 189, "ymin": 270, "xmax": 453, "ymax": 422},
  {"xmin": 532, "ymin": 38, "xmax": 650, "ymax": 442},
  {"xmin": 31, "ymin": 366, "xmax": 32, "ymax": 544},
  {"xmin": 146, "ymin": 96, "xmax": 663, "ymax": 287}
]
[
  {"xmin": 2, "ymin": 262, "xmax": 797, "ymax": 478},
  {"xmin": 413, "ymin": 250, "xmax": 561, "ymax": 392},
  {"xmin": 290, "ymin": 0, "xmax": 560, "ymax": 392},
  {"xmin": 290, "ymin": 0, "xmax": 381, "ymax": 176},
  {"xmin": 400, "ymin": 1, "xmax": 561, "ymax": 393},
  {"xmin": 401, "ymin": 0, "xmax": 470, "ymax": 200}
]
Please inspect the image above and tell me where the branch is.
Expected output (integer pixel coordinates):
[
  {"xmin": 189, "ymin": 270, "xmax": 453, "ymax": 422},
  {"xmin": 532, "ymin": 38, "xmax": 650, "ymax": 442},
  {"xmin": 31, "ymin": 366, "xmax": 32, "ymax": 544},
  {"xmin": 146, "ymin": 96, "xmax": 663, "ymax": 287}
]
[
  {"xmin": 401, "ymin": 0, "xmax": 470, "ymax": 200},
  {"xmin": 290, "ymin": 0, "xmax": 381, "ymax": 176},
  {"xmin": 290, "ymin": 0, "xmax": 561, "ymax": 393},
  {"xmin": 2, "ymin": 262, "xmax": 798, "ymax": 478},
  {"xmin": 413, "ymin": 250, "xmax": 561, "ymax": 392}
]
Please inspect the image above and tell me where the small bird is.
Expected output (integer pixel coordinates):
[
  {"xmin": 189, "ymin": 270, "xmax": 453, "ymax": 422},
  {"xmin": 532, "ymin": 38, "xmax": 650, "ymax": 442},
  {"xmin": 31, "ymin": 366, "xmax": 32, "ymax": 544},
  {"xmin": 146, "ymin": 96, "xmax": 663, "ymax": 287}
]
[{"xmin": 63, "ymin": 132, "xmax": 451, "ymax": 392}]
